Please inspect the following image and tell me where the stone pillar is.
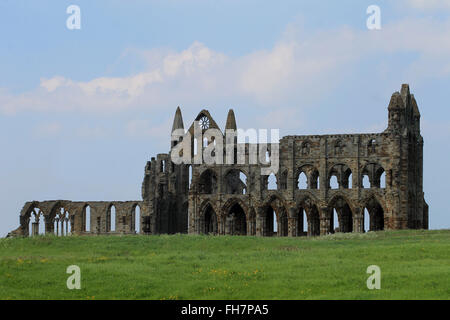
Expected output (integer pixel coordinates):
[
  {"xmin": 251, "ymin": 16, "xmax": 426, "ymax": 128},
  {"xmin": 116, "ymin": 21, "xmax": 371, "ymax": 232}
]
[
  {"xmin": 319, "ymin": 207, "xmax": 331, "ymax": 236},
  {"xmin": 55, "ymin": 219, "xmax": 60, "ymax": 236},
  {"xmin": 32, "ymin": 222, "xmax": 39, "ymax": 236},
  {"xmin": 256, "ymin": 208, "xmax": 264, "ymax": 237},
  {"xmin": 288, "ymin": 207, "xmax": 297, "ymax": 237},
  {"xmin": 353, "ymin": 207, "xmax": 363, "ymax": 233}
]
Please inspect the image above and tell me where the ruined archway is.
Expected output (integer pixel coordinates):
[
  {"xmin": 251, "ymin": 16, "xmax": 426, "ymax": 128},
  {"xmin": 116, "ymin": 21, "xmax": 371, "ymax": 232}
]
[
  {"xmin": 198, "ymin": 169, "xmax": 218, "ymax": 194},
  {"xmin": 364, "ymin": 196, "xmax": 385, "ymax": 232},
  {"xmin": 296, "ymin": 196, "xmax": 321, "ymax": 237},
  {"xmin": 83, "ymin": 204, "xmax": 91, "ymax": 232},
  {"xmin": 224, "ymin": 169, "xmax": 247, "ymax": 195},
  {"xmin": 225, "ymin": 203, "xmax": 247, "ymax": 236},
  {"xmin": 297, "ymin": 165, "xmax": 320, "ymax": 190},
  {"xmin": 361, "ymin": 163, "xmax": 385, "ymax": 189},
  {"xmin": 328, "ymin": 164, "xmax": 352, "ymax": 189},
  {"xmin": 28, "ymin": 206, "xmax": 45, "ymax": 236},
  {"xmin": 261, "ymin": 197, "xmax": 288, "ymax": 237},
  {"xmin": 54, "ymin": 207, "xmax": 71, "ymax": 236},
  {"xmin": 202, "ymin": 204, "xmax": 218, "ymax": 235},
  {"xmin": 328, "ymin": 195, "xmax": 354, "ymax": 233}
]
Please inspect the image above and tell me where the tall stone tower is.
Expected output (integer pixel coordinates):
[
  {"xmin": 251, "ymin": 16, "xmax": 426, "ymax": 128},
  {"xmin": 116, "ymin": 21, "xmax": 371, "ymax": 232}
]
[{"xmin": 140, "ymin": 107, "xmax": 190, "ymax": 234}]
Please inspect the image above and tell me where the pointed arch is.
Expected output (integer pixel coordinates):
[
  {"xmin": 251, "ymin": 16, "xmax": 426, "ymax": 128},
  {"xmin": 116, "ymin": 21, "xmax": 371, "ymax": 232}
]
[
  {"xmin": 296, "ymin": 195, "xmax": 320, "ymax": 237},
  {"xmin": 261, "ymin": 195, "xmax": 288, "ymax": 237},
  {"xmin": 296, "ymin": 164, "xmax": 320, "ymax": 190},
  {"xmin": 362, "ymin": 195, "xmax": 385, "ymax": 232},
  {"xmin": 224, "ymin": 169, "xmax": 247, "ymax": 195},
  {"xmin": 198, "ymin": 168, "xmax": 218, "ymax": 194},
  {"xmin": 226, "ymin": 202, "xmax": 247, "ymax": 235},
  {"xmin": 200, "ymin": 202, "xmax": 218, "ymax": 235},
  {"xmin": 328, "ymin": 195, "xmax": 354, "ymax": 233}
]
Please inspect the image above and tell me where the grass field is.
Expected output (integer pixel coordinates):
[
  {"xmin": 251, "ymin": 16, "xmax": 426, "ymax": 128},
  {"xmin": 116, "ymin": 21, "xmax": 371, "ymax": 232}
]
[{"xmin": 0, "ymin": 230, "xmax": 449, "ymax": 300}]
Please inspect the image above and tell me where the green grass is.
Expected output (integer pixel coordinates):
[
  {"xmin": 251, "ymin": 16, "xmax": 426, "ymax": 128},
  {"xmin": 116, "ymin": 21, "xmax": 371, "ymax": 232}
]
[{"xmin": 0, "ymin": 230, "xmax": 449, "ymax": 300}]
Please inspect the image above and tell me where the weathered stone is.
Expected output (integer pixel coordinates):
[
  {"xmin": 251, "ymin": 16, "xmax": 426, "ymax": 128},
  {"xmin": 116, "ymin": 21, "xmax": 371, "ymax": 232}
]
[{"xmin": 10, "ymin": 84, "xmax": 428, "ymax": 237}]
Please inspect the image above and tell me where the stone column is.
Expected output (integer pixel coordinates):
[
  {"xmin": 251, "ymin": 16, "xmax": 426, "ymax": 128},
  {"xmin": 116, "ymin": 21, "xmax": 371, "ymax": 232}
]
[
  {"xmin": 255, "ymin": 208, "xmax": 264, "ymax": 237},
  {"xmin": 288, "ymin": 207, "xmax": 297, "ymax": 237},
  {"xmin": 353, "ymin": 207, "xmax": 363, "ymax": 233},
  {"xmin": 319, "ymin": 207, "xmax": 331, "ymax": 236},
  {"xmin": 32, "ymin": 222, "xmax": 39, "ymax": 236}
]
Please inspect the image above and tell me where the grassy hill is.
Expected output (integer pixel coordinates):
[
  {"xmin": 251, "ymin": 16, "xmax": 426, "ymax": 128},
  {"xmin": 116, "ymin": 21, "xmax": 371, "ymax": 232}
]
[{"xmin": 0, "ymin": 230, "xmax": 449, "ymax": 300}]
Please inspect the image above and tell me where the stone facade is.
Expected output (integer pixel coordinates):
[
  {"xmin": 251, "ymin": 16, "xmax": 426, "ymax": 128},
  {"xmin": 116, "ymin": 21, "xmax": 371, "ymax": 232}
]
[{"xmin": 8, "ymin": 84, "xmax": 428, "ymax": 237}]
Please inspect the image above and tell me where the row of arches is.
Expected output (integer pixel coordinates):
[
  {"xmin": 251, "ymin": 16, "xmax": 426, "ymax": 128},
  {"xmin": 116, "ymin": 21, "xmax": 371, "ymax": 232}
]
[
  {"xmin": 197, "ymin": 194, "xmax": 385, "ymax": 237},
  {"xmin": 26, "ymin": 202, "xmax": 141, "ymax": 237},
  {"xmin": 196, "ymin": 163, "xmax": 387, "ymax": 195}
]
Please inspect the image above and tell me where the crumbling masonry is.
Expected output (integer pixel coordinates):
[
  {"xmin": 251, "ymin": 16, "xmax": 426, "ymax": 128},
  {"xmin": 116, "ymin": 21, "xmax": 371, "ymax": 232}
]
[{"xmin": 8, "ymin": 84, "xmax": 428, "ymax": 237}]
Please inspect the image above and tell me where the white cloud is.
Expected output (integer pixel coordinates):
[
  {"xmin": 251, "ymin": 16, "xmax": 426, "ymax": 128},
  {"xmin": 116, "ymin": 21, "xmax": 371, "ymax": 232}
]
[{"xmin": 1, "ymin": 17, "xmax": 450, "ymax": 116}]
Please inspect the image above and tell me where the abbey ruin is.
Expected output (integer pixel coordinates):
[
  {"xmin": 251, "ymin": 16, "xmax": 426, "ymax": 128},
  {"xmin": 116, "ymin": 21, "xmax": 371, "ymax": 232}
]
[{"xmin": 8, "ymin": 84, "xmax": 428, "ymax": 238}]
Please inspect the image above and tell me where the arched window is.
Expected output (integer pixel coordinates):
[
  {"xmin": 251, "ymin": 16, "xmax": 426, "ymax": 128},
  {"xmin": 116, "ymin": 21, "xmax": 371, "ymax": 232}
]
[
  {"xmin": 224, "ymin": 169, "xmax": 247, "ymax": 194},
  {"xmin": 267, "ymin": 173, "xmax": 277, "ymax": 190},
  {"xmin": 364, "ymin": 208, "xmax": 370, "ymax": 232},
  {"xmin": 227, "ymin": 203, "xmax": 247, "ymax": 236},
  {"xmin": 203, "ymin": 204, "xmax": 217, "ymax": 235},
  {"xmin": 108, "ymin": 205, "xmax": 116, "ymax": 232},
  {"xmin": 298, "ymin": 172, "xmax": 308, "ymax": 189},
  {"xmin": 198, "ymin": 169, "xmax": 218, "ymax": 194},
  {"xmin": 330, "ymin": 175, "xmax": 339, "ymax": 189},
  {"xmin": 348, "ymin": 173, "xmax": 353, "ymax": 189},
  {"xmin": 329, "ymin": 196, "xmax": 353, "ymax": 233},
  {"xmin": 29, "ymin": 208, "xmax": 44, "ymax": 236},
  {"xmin": 193, "ymin": 138, "xmax": 198, "ymax": 156},
  {"xmin": 264, "ymin": 206, "xmax": 277, "ymax": 236},
  {"xmin": 362, "ymin": 175, "xmax": 371, "ymax": 188},
  {"xmin": 135, "ymin": 205, "xmax": 141, "ymax": 233},
  {"xmin": 380, "ymin": 171, "xmax": 386, "ymax": 188},
  {"xmin": 297, "ymin": 165, "xmax": 320, "ymax": 190},
  {"xmin": 188, "ymin": 165, "xmax": 193, "ymax": 191},
  {"xmin": 333, "ymin": 209, "xmax": 339, "ymax": 232},
  {"xmin": 368, "ymin": 139, "xmax": 377, "ymax": 155},
  {"xmin": 365, "ymin": 197, "xmax": 384, "ymax": 231},
  {"xmin": 84, "ymin": 205, "xmax": 91, "ymax": 232}
]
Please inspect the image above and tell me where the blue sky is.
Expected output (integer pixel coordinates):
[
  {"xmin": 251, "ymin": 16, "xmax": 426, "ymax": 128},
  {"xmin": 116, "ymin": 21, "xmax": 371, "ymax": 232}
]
[{"xmin": 1, "ymin": 0, "xmax": 450, "ymax": 236}]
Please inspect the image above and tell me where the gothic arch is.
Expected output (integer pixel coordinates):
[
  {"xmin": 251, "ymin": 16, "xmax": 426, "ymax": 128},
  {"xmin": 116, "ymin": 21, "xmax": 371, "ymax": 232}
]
[
  {"xmin": 197, "ymin": 168, "xmax": 218, "ymax": 194},
  {"xmin": 295, "ymin": 195, "xmax": 321, "ymax": 237},
  {"xmin": 260, "ymin": 195, "xmax": 288, "ymax": 237},
  {"xmin": 327, "ymin": 194, "xmax": 355, "ymax": 233},
  {"xmin": 224, "ymin": 202, "xmax": 247, "ymax": 235},
  {"xmin": 221, "ymin": 198, "xmax": 249, "ymax": 220},
  {"xmin": 223, "ymin": 169, "xmax": 248, "ymax": 195},
  {"xmin": 328, "ymin": 164, "xmax": 352, "ymax": 189},
  {"xmin": 361, "ymin": 195, "xmax": 385, "ymax": 232},
  {"xmin": 199, "ymin": 201, "xmax": 218, "ymax": 235},
  {"xmin": 296, "ymin": 164, "xmax": 320, "ymax": 190},
  {"xmin": 361, "ymin": 162, "xmax": 386, "ymax": 188}
]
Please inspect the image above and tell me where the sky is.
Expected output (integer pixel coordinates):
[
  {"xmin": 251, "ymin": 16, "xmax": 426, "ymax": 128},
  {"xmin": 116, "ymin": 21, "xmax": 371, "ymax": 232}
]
[{"xmin": 1, "ymin": 0, "xmax": 450, "ymax": 236}]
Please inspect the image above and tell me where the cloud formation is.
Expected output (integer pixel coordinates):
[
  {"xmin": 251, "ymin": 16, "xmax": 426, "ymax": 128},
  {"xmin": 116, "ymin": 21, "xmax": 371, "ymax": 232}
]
[{"xmin": 1, "ymin": 17, "xmax": 450, "ymax": 117}]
